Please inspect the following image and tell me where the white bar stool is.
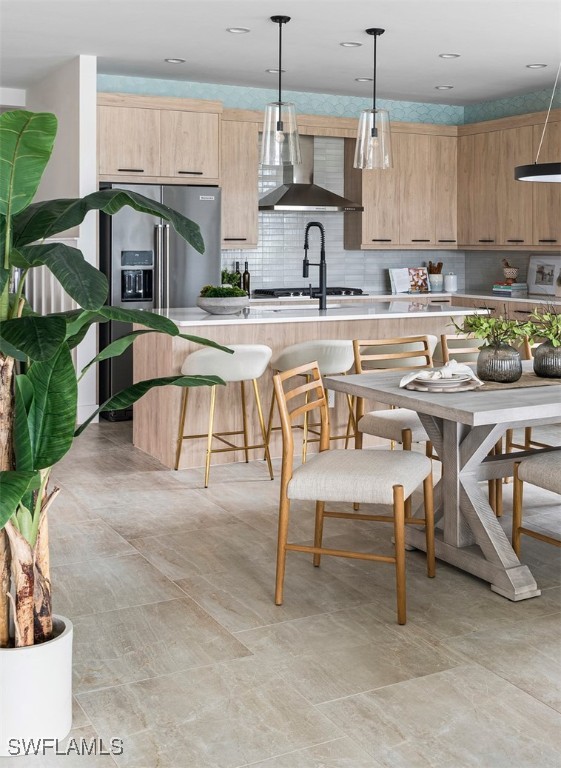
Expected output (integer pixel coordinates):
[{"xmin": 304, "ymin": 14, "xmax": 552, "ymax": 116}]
[
  {"xmin": 175, "ymin": 344, "xmax": 274, "ymax": 487},
  {"xmin": 266, "ymin": 340, "xmax": 356, "ymax": 461}
]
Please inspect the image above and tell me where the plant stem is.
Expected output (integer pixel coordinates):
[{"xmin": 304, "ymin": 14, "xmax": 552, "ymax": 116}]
[{"xmin": 9, "ymin": 269, "xmax": 28, "ymax": 319}]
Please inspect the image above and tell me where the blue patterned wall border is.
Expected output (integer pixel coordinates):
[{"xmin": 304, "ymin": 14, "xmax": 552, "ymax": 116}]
[
  {"xmin": 97, "ymin": 75, "xmax": 559, "ymax": 125},
  {"xmin": 97, "ymin": 74, "xmax": 463, "ymax": 124}
]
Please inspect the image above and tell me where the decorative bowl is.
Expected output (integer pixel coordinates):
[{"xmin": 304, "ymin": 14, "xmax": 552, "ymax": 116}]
[
  {"xmin": 503, "ymin": 267, "xmax": 519, "ymax": 284},
  {"xmin": 197, "ymin": 296, "xmax": 249, "ymax": 315}
]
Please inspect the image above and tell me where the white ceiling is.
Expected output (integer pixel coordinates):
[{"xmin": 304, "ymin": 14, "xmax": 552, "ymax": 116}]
[{"xmin": 1, "ymin": 0, "xmax": 560, "ymax": 105}]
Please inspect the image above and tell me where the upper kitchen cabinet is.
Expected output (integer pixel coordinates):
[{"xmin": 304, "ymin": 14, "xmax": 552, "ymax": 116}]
[
  {"xmin": 220, "ymin": 116, "xmax": 259, "ymax": 249},
  {"xmin": 160, "ymin": 110, "xmax": 219, "ymax": 180},
  {"xmin": 532, "ymin": 119, "xmax": 561, "ymax": 246},
  {"xmin": 344, "ymin": 126, "xmax": 457, "ymax": 249},
  {"xmin": 457, "ymin": 130, "xmax": 500, "ymax": 246},
  {"xmin": 97, "ymin": 94, "xmax": 222, "ymax": 184},
  {"xmin": 98, "ymin": 106, "xmax": 160, "ymax": 177},
  {"xmin": 497, "ymin": 126, "xmax": 533, "ymax": 246}
]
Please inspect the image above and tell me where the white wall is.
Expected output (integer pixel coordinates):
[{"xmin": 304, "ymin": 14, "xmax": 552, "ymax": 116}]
[
  {"xmin": 25, "ymin": 55, "xmax": 99, "ymax": 422},
  {"xmin": 0, "ymin": 87, "xmax": 26, "ymax": 109}
]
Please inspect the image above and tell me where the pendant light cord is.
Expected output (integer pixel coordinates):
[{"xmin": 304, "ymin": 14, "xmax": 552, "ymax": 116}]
[
  {"xmin": 372, "ymin": 33, "xmax": 377, "ymax": 112},
  {"xmin": 278, "ymin": 20, "xmax": 283, "ymax": 105},
  {"xmin": 535, "ymin": 60, "xmax": 561, "ymax": 163}
]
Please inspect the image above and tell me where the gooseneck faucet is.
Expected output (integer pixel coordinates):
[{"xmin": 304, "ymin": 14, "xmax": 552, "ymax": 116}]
[{"xmin": 303, "ymin": 221, "xmax": 327, "ymax": 310}]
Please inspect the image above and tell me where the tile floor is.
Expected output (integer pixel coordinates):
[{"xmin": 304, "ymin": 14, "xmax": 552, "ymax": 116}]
[{"xmin": 6, "ymin": 423, "xmax": 561, "ymax": 767}]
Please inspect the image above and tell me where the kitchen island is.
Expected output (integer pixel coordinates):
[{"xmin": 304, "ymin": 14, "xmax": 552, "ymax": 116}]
[{"xmin": 133, "ymin": 302, "xmax": 486, "ymax": 469}]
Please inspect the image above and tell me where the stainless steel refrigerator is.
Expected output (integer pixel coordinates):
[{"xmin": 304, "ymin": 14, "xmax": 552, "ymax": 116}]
[{"xmin": 99, "ymin": 182, "xmax": 221, "ymax": 419}]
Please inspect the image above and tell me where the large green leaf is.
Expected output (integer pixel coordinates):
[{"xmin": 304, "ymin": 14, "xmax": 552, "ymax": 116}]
[
  {"xmin": 0, "ymin": 111, "xmax": 57, "ymax": 217},
  {"xmin": 26, "ymin": 344, "xmax": 77, "ymax": 468},
  {"xmin": 13, "ymin": 243, "xmax": 108, "ymax": 310},
  {"xmin": 75, "ymin": 374, "xmax": 223, "ymax": 436},
  {"xmin": 97, "ymin": 306, "xmax": 179, "ymax": 335},
  {"xmin": 80, "ymin": 329, "xmax": 155, "ymax": 374},
  {"xmin": 12, "ymin": 189, "xmax": 204, "ymax": 253},
  {"xmin": 13, "ymin": 375, "xmax": 34, "ymax": 472},
  {"xmin": 0, "ymin": 471, "xmax": 39, "ymax": 529},
  {"xmin": 0, "ymin": 315, "xmax": 66, "ymax": 360}
]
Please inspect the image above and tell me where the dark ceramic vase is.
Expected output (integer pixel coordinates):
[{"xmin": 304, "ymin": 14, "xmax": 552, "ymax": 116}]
[
  {"xmin": 533, "ymin": 340, "xmax": 561, "ymax": 378},
  {"xmin": 477, "ymin": 343, "xmax": 522, "ymax": 383}
]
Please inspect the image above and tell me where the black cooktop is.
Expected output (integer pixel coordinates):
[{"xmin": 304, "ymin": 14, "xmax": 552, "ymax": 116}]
[{"xmin": 253, "ymin": 286, "xmax": 365, "ymax": 298}]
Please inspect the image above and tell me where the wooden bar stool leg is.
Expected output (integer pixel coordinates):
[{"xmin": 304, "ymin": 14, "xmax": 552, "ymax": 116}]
[
  {"xmin": 512, "ymin": 462, "xmax": 523, "ymax": 556},
  {"xmin": 393, "ymin": 485, "xmax": 406, "ymax": 625},
  {"xmin": 253, "ymin": 378, "xmax": 274, "ymax": 480},
  {"xmin": 275, "ymin": 493, "xmax": 291, "ymax": 605},
  {"xmin": 423, "ymin": 472, "xmax": 435, "ymax": 578},
  {"xmin": 241, "ymin": 380, "xmax": 250, "ymax": 463},
  {"xmin": 174, "ymin": 388, "xmax": 189, "ymax": 470},
  {"xmin": 204, "ymin": 385, "xmax": 217, "ymax": 488},
  {"xmin": 313, "ymin": 501, "xmax": 325, "ymax": 567}
]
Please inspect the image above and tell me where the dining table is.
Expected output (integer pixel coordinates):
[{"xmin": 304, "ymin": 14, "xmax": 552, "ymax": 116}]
[{"xmin": 323, "ymin": 368, "xmax": 561, "ymax": 601}]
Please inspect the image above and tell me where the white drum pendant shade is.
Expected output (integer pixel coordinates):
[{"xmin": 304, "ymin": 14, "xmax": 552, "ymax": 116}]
[
  {"xmin": 261, "ymin": 101, "xmax": 301, "ymax": 166},
  {"xmin": 354, "ymin": 108, "xmax": 392, "ymax": 169}
]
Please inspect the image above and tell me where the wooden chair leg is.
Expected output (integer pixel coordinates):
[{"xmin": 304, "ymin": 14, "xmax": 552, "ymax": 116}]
[
  {"xmin": 423, "ymin": 472, "xmax": 435, "ymax": 578},
  {"xmin": 512, "ymin": 462, "xmax": 523, "ymax": 556},
  {"xmin": 275, "ymin": 493, "xmax": 291, "ymax": 605},
  {"xmin": 393, "ymin": 485, "xmax": 406, "ymax": 625},
  {"xmin": 204, "ymin": 386, "xmax": 217, "ymax": 488},
  {"xmin": 253, "ymin": 379, "xmax": 274, "ymax": 480},
  {"xmin": 174, "ymin": 387, "xmax": 189, "ymax": 470},
  {"xmin": 240, "ymin": 381, "xmax": 250, "ymax": 463},
  {"xmin": 402, "ymin": 429, "xmax": 413, "ymax": 518},
  {"xmin": 505, "ymin": 428, "xmax": 514, "ymax": 453},
  {"xmin": 302, "ymin": 376, "xmax": 310, "ymax": 464},
  {"xmin": 494, "ymin": 439, "xmax": 503, "ymax": 514},
  {"xmin": 264, "ymin": 383, "xmax": 277, "ymax": 459},
  {"xmin": 313, "ymin": 501, "xmax": 325, "ymax": 567},
  {"xmin": 524, "ymin": 427, "xmax": 532, "ymax": 450}
]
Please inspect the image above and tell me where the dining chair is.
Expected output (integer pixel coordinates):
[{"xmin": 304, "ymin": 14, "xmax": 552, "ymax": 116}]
[
  {"xmin": 439, "ymin": 332, "xmax": 504, "ymax": 516},
  {"xmin": 273, "ymin": 361, "xmax": 435, "ymax": 625},
  {"xmin": 512, "ymin": 452, "xmax": 561, "ymax": 555}
]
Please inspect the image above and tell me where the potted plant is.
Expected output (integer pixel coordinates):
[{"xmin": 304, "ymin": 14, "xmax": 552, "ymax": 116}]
[
  {"xmin": 197, "ymin": 284, "xmax": 249, "ymax": 314},
  {"xmin": 0, "ymin": 110, "xmax": 229, "ymax": 755},
  {"xmin": 456, "ymin": 311, "xmax": 526, "ymax": 382},
  {"xmin": 521, "ymin": 305, "xmax": 561, "ymax": 378}
]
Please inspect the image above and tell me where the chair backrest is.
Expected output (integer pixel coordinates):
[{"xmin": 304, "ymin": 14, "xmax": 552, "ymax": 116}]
[
  {"xmin": 273, "ymin": 362, "xmax": 330, "ymax": 473},
  {"xmin": 522, "ymin": 335, "xmax": 540, "ymax": 360},
  {"xmin": 353, "ymin": 335, "xmax": 435, "ymax": 373},
  {"xmin": 438, "ymin": 333, "xmax": 480, "ymax": 364}
]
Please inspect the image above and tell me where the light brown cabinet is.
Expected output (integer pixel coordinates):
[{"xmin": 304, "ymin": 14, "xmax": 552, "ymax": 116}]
[
  {"xmin": 344, "ymin": 129, "xmax": 457, "ymax": 249},
  {"xmin": 98, "ymin": 106, "xmax": 160, "ymax": 177},
  {"xmin": 532, "ymin": 120, "xmax": 561, "ymax": 246},
  {"xmin": 497, "ymin": 126, "xmax": 533, "ymax": 246},
  {"xmin": 97, "ymin": 95, "xmax": 221, "ymax": 183},
  {"xmin": 220, "ymin": 119, "xmax": 259, "ymax": 249},
  {"xmin": 457, "ymin": 131, "xmax": 500, "ymax": 246}
]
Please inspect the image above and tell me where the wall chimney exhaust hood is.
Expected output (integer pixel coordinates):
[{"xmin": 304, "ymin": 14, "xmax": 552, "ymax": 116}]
[{"xmin": 258, "ymin": 136, "xmax": 363, "ymax": 212}]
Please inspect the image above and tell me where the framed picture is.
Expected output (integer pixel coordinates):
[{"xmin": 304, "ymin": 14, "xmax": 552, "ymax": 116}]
[
  {"xmin": 408, "ymin": 267, "xmax": 430, "ymax": 293},
  {"xmin": 527, "ymin": 253, "xmax": 561, "ymax": 295}
]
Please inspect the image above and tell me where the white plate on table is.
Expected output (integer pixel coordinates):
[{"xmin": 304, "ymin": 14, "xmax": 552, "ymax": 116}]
[{"xmin": 414, "ymin": 373, "xmax": 472, "ymax": 388}]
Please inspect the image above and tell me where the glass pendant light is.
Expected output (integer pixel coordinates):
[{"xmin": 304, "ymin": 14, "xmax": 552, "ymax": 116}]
[
  {"xmin": 515, "ymin": 60, "xmax": 561, "ymax": 182},
  {"xmin": 261, "ymin": 15, "xmax": 301, "ymax": 166},
  {"xmin": 354, "ymin": 28, "xmax": 392, "ymax": 170}
]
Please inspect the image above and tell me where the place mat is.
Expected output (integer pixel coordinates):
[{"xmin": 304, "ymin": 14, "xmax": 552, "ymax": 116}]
[{"xmin": 476, "ymin": 372, "xmax": 561, "ymax": 391}]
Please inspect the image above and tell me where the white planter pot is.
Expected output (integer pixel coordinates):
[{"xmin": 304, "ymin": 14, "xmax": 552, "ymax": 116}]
[{"xmin": 0, "ymin": 615, "xmax": 73, "ymax": 757}]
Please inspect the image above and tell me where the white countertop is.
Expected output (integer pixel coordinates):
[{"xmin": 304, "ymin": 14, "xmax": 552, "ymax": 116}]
[{"xmin": 157, "ymin": 302, "xmax": 487, "ymax": 327}]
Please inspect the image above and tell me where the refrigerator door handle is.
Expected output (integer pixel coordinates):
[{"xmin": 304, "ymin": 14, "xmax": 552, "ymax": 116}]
[
  {"xmin": 163, "ymin": 224, "xmax": 170, "ymax": 309},
  {"xmin": 154, "ymin": 223, "xmax": 164, "ymax": 308}
]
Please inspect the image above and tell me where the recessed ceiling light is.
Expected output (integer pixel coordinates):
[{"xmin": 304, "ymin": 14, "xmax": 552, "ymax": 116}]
[
  {"xmin": 355, "ymin": 77, "xmax": 373, "ymax": 82},
  {"xmin": 227, "ymin": 27, "xmax": 250, "ymax": 34},
  {"xmin": 435, "ymin": 85, "xmax": 454, "ymax": 90},
  {"xmin": 266, "ymin": 68, "xmax": 286, "ymax": 74},
  {"xmin": 164, "ymin": 58, "xmax": 186, "ymax": 64},
  {"xmin": 439, "ymin": 53, "xmax": 461, "ymax": 59},
  {"xmin": 340, "ymin": 41, "xmax": 362, "ymax": 47},
  {"xmin": 526, "ymin": 63, "xmax": 547, "ymax": 68}
]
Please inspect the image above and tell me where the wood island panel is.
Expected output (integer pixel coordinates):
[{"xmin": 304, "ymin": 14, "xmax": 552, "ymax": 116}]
[{"xmin": 133, "ymin": 313, "xmax": 468, "ymax": 469}]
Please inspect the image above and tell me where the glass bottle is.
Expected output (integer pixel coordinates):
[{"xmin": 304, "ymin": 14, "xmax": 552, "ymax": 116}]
[
  {"xmin": 234, "ymin": 261, "xmax": 241, "ymax": 288},
  {"xmin": 242, "ymin": 262, "xmax": 251, "ymax": 294}
]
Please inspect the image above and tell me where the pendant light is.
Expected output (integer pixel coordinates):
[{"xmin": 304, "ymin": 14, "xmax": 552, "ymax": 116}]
[
  {"xmin": 515, "ymin": 61, "xmax": 561, "ymax": 182},
  {"xmin": 261, "ymin": 15, "xmax": 301, "ymax": 166},
  {"xmin": 354, "ymin": 28, "xmax": 392, "ymax": 170}
]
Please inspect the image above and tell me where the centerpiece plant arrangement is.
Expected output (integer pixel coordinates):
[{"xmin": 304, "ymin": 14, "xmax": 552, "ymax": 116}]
[
  {"xmin": 455, "ymin": 310, "xmax": 526, "ymax": 383},
  {"xmin": 520, "ymin": 306, "xmax": 561, "ymax": 378},
  {"xmin": 197, "ymin": 283, "xmax": 249, "ymax": 314},
  {"xmin": 0, "ymin": 110, "xmax": 231, "ymax": 653}
]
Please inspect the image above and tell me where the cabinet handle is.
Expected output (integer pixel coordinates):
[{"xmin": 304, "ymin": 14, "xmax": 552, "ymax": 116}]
[
  {"xmin": 539, "ymin": 239, "xmax": 558, "ymax": 243},
  {"xmin": 507, "ymin": 239, "xmax": 524, "ymax": 243},
  {"xmin": 478, "ymin": 239, "xmax": 495, "ymax": 243},
  {"xmin": 177, "ymin": 170, "xmax": 203, "ymax": 175},
  {"xmin": 411, "ymin": 239, "xmax": 431, "ymax": 242},
  {"xmin": 371, "ymin": 238, "xmax": 392, "ymax": 242},
  {"xmin": 514, "ymin": 310, "xmax": 532, "ymax": 315},
  {"xmin": 223, "ymin": 237, "xmax": 247, "ymax": 241},
  {"xmin": 438, "ymin": 239, "xmax": 456, "ymax": 243},
  {"xmin": 118, "ymin": 168, "xmax": 144, "ymax": 173}
]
